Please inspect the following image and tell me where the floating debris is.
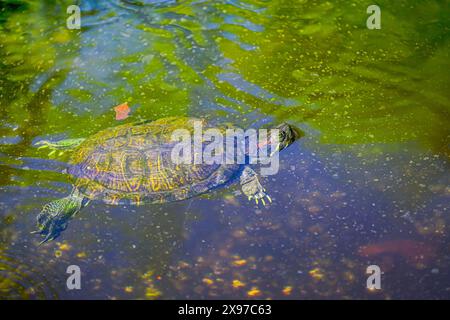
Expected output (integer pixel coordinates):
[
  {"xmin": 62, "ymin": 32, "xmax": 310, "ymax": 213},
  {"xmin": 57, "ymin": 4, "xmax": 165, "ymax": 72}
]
[
  {"xmin": 202, "ymin": 278, "xmax": 214, "ymax": 286},
  {"xmin": 58, "ymin": 243, "xmax": 71, "ymax": 251},
  {"xmin": 142, "ymin": 270, "xmax": 162, "ymax": 300},
  {"xmin": 142, "ymin": 270, "xmax": 154, "ymax": 280},
  {"xmin": 145, "ymin": 287, "xmax": 161, "ymax": 299},
  {"xmin": 282, "ymin": 286, "xmax": 293, "ymax": 296},
  {"xmin": 343, "ymin": 271, "xmax": 355, "ymax": 283},
  {"xmin": 309, "ymin": 268, "xmax": 325, "ymax": 280},
  {"xmin": 76, "ymin": 251, "xmax": 87, "ymax": 259},
  {"xmin": 124, "ymin": 286, "xmax": 133, "ymax": 293},
  {"xmin": 247, "ymin": 287, "xmax": 261, "ymax": 297},
  {"xmin": 232, "ymin": 259, "xmax": 247, "ymax": 267},
  {"xmin": 232, "ymin": 229, "xmax": 247, "ymax": 238},
  {"xmin": 232, "ymin": 279, "xmax": 245, "ymax": 288}
]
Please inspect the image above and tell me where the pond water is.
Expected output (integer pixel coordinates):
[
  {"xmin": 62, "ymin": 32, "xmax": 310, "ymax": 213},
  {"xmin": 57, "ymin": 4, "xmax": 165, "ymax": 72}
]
[{"xmin": 0, "ymin": 0, "xmax": 449, "ymax": 299}]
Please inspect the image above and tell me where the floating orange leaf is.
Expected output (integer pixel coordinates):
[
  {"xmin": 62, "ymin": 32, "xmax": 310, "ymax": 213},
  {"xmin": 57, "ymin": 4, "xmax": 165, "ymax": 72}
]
[{"xmin": 114, "ymin": 102, "xmax": 131, "ymax": 120}]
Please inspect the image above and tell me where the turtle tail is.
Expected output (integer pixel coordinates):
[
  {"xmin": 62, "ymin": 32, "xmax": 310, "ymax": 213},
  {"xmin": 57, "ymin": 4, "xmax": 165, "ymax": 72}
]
[{"xmin": 33, "ymin": 189, "xmax": 88, "ymax": 244}]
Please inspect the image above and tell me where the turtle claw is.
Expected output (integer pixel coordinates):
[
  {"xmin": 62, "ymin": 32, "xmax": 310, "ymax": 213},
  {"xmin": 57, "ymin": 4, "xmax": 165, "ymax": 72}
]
[
  {"xmin": 248, "ymin": 190, "xmax": 272, "ymax": 207},
  {"xmin": 35, "ymin": 215, "xmax": 66, "ymax": 244},
  {"xmin": 30, "ymin": 227, "xmax": 56, "ymax": 244},
  {"xmin": 39, "ymin": 233, "xmax": 55, "ymax": 245}
]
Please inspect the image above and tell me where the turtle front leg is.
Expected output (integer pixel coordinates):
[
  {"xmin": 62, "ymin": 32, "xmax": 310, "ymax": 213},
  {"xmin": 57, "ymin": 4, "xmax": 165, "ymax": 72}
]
[
  {"xmin": 240, "ymin": 166, "xmax": 272, "ymax": 206},
  {"xmin": 35, "ymin": 138, "xmax": 85, "ymax": 156}
]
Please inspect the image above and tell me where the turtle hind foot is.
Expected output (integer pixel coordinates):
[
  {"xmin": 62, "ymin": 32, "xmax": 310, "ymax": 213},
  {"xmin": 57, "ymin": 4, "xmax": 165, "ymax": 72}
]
[{"xmin": 34, "ymin": 193, "xmax": 85, "ymax": 244}]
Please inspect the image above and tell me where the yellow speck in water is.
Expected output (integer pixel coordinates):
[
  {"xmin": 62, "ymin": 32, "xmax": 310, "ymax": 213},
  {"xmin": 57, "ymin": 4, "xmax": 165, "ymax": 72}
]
[
  {"xmin": 58, "ymin": 243, "xmax": 71, "ymax": 251},
  {"xmin": 232, "ymin": 229, "xmax": 247, "ymax": 238},
  {"xmin": 202, "ymin": 278, "xmax": 214, "ymax": 286},
  {"xmin": 232, "ymin": 259, "xmax": 247, "ymax": 267},
  {"xmin": 232, "ymin": 280, "xmax": 245, "ymax": 288},
  {"xmin": 247, "ymin": 287, "xmax": 261, "ymax": 297},
  {"xmin": 140, "ymin": 270, "xmax": 161, "ymax": 299},
  {"xmin": 309, "ymin": 268, "xmax": 325, "ymax": 280},
  {"xmin": 367, "ymin": 286, "xmax": 380, "ymax": 293},
  {"xmin": 145, "ymin": 287, "xmax": 161, "ymax": 299},
  {"xmin": 142, "ymin": 270, "xmax": 154, "ymax": 280},
  {"xmin": 76, "ymin": 251, "xmax": 87, "ymax": 258},
  {"xmin": 124, "ymin": 286, "xmax": 133, "ymax": 293},
  {"xmin": 282, "ymin": 286, "xmax": 293, "ymax": 296},
  {"xmin": 344, "ymin": 271, "xmax": 355, "ymax": 282},
  {"xmin": 54, "ymin": 250, "xmax": 62, "ymax": 258}
]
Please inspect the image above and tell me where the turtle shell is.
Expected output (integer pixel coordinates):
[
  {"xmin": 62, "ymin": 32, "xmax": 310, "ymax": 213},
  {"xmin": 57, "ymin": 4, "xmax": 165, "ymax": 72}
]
[{"xmin": 68, "ymin": 117, "xmax": 241, "ymax": 205}]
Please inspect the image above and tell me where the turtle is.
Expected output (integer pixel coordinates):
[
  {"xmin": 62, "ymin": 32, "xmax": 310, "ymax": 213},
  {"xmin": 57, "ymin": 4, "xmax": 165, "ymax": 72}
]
[{"xmin": 33, "ymin": 117, "xmax": 301, "ymax": 243}]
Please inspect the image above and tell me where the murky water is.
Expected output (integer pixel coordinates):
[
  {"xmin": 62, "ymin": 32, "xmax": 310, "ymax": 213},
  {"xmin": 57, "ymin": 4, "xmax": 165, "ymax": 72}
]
[{"xmin": 0, "ymin": 0, "xmax": 449, "ymax": 299}]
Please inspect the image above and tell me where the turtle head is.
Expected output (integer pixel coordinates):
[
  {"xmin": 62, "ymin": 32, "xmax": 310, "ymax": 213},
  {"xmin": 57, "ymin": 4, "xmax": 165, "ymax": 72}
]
[{"xmin": 271, "ymin": 122, "xmax": 303, "ymax": 153}]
